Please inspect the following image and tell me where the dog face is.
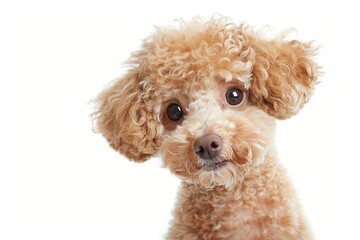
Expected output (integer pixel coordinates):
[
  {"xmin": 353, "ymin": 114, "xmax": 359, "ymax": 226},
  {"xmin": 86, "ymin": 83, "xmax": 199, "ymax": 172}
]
[
  {"xmin": 160, "ymin": 85, "xmax": 276, "ymax": 189},
  {"xmin": 93, "ymin": 18, "xmax": 318, "ymax": 189}
]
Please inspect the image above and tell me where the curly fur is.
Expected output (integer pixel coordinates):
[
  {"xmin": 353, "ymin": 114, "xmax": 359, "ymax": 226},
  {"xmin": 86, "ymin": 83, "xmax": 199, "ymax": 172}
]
[
  {"xmin": 93, "ymin": 16, "xmax": 319, "ymax": 239},
  {"xmin": 93, "ymin": 69, "xmax": 163, "ymax": 162}
]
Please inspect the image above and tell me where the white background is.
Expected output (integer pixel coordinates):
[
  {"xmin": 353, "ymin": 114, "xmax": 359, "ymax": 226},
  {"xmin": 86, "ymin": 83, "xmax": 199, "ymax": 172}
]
[{"xmin": 1, "ymin": 0, "xmax": 359, "ymax": 239}]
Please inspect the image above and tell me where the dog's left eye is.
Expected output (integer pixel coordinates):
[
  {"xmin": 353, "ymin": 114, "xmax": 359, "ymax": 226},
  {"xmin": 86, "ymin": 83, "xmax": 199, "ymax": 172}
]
[
  {"xmin": 225, "ymin": 88, "xmax": 245, "ymax": 106},
  {"xmin": 167, "ymin": 103, "xmax": 184, "ymax": 121}
]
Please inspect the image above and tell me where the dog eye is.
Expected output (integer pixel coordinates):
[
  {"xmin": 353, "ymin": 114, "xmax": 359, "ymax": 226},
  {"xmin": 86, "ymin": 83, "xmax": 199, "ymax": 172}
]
[
  {"xmin": 225, "ymin": 88, "xmax": 245, "ymax": 106},
  {"xmin": 167, "ymin": 103, "xmax": 184, "ymax": 121}
]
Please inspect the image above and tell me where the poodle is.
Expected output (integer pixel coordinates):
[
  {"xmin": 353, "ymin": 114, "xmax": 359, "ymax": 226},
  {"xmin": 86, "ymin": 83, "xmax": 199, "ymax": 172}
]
[{"xmin": 93, "ymin": 16, "xmax": 319, "ymax": 240}]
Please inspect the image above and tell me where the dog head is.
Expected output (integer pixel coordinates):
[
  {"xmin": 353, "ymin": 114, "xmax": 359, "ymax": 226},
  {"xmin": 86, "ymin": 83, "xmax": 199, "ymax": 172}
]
[{"xmin": 93, "ymin": 17, "xmax": 318, "ymax": 189}]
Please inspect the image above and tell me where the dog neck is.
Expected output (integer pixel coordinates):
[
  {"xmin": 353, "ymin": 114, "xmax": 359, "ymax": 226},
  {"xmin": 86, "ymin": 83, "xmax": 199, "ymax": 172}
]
[{"xmin": 167, "ymin": 148, "xmax": 310, "ymax": 239}]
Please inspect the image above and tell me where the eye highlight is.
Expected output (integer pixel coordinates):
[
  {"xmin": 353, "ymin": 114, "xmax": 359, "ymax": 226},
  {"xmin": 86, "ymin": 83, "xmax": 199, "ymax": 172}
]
[
  {"xmin": 225, "ymin": 88, "xmax": 245, "ymax": 106},
  {"xmin": 167, "ymin": 103, "xmax": 184, "ymax": 121}
]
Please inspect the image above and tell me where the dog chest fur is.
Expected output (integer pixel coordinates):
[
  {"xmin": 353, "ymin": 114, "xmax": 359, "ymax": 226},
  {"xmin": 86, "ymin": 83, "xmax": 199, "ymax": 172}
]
[{"xmin": 167, "ymin": 150, "xmax": 312, "ymax": 240}]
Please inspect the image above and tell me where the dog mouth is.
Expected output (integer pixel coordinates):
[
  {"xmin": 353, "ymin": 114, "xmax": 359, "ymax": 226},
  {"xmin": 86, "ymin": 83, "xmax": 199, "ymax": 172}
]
[{"xmin": 201, "ymin": 159, "xmax": 228, "ymax": 171}]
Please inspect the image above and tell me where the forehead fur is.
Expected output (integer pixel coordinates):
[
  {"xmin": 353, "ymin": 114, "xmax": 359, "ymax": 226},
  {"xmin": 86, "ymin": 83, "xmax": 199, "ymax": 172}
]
[
  {"xmin": 93, "ymin": 15, "xmax": 318, "ymax": 162},
  {"xmin": 131, "ymin": 17, "xmax": 254, "ymax": 93}
]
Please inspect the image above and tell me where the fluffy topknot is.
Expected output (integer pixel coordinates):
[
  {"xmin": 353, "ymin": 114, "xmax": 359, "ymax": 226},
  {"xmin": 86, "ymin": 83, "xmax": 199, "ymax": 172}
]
[{"xmin": 93, "ymin": 16, "xmax": 319, "ymax": 161}]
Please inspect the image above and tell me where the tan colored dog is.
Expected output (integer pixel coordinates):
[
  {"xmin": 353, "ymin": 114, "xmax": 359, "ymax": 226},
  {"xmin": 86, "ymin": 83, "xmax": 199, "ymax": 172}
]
[{"xmin": 93, "ymin": 16, "xmax": 319, "ymax": 239}]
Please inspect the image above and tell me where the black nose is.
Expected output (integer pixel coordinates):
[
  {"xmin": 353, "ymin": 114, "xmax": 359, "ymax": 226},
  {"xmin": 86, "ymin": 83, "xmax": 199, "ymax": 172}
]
[{"xmin": 194, "ymin": 134, "xmax": 223, "ymax": 160}]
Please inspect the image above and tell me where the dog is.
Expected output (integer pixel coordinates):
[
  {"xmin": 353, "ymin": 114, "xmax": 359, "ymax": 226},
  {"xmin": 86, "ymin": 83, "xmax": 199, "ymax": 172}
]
[{"xmin": 93, "ymin": 16, "xmax": 319, "ymax": 240}]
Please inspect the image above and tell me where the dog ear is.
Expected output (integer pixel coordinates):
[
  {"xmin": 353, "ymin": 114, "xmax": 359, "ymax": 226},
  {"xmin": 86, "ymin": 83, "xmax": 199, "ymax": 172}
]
[
  {"xmin": 248, "ymin": 35, "xmax": 319, "ymax": 119},
  {"xmin": 93, "ymin": 68, "xmax": 162, "ymax": 162}
]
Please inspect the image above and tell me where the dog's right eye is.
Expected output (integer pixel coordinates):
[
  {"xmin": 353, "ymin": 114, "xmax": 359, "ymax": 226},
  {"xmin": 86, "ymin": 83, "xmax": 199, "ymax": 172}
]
[{"xmin": 167, "ymin": 103, "xmax": 184, "ymax": 121}]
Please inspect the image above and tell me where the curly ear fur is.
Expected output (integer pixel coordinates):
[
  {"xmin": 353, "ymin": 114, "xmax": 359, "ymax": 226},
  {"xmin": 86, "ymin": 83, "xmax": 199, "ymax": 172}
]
[
  {"xmin": 249, "ymin": 36, "xmax": 319, "ymax": 119},
  {"xmin": 93, "ymin": 69, "xmax": 163, "ymax": 162},
  {"xmin": 93, "ymin": 18, "xmax": 319, "ymax": 162}
]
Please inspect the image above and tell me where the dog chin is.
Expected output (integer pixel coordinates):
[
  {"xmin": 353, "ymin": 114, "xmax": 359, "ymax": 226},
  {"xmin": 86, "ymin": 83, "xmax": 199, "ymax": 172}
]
[{"xmin": 189, "ymin": 163, "xmax": 242, "ymax": 190}]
